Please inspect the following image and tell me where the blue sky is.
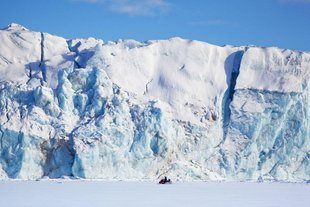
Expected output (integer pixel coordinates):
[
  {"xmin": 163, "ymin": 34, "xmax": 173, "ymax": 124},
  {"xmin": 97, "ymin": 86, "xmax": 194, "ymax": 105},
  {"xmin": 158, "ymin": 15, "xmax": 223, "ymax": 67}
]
[{"xmin": 1, "ymin": 0, "xmax": 309, "ymax": 51}]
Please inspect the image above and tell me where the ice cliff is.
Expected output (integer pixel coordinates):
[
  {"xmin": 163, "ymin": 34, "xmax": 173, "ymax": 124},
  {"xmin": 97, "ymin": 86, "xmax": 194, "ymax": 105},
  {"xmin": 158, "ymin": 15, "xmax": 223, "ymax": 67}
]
[{"xmin": 0, "ymin": 23, "xmax": 309, "ymax": 182}]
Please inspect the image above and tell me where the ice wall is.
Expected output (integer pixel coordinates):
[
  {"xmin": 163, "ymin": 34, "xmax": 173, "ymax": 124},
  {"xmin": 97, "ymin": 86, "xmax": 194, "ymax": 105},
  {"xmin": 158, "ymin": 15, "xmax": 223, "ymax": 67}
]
[
  {"xmin": 220, "ymin": 48, "xmax": 310, "ymax": 181},
  {"xmin": 0, "ymin": 24, "xmax": 309, "ymax": 182}
]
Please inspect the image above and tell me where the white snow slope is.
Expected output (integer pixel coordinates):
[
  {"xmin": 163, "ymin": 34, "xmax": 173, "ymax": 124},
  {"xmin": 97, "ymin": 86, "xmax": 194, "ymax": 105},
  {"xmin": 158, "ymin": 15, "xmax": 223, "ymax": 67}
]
[{"xmin": 0, "ymin": 23, "xmax": 309, "ymax": 182}]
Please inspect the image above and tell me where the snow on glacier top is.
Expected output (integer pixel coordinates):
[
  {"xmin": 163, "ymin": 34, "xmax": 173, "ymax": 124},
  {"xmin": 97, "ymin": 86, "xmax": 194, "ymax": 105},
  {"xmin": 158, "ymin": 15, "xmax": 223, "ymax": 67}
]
[
  {"xmin": 86, "ymin": 38, "xmax": 243, "ymax": 123},
  {"xmin": 0, "ymin": 23, "xmax": 309, "ymax": 124},
  {"xmin": 1, "ymin": 23, "xmax": 29, "ymax": 31},
  {"xmin": 236, "ymin": 47, "xmax": 310, "ymax": 93}
]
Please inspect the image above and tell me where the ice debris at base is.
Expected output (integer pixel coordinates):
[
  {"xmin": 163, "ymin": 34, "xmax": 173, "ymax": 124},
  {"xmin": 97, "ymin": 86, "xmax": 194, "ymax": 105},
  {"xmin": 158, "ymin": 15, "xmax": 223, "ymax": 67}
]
[{"xmin": 0, "ymin": 23, "xmax": 309, "ymax": 181}]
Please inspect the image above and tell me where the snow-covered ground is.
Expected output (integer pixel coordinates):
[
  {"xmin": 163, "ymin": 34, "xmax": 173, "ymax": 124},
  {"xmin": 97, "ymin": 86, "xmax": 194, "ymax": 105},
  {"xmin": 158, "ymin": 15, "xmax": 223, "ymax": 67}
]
[{"xmin": 0, "ymin": 181, "xmax": 309, "ymax": 207}]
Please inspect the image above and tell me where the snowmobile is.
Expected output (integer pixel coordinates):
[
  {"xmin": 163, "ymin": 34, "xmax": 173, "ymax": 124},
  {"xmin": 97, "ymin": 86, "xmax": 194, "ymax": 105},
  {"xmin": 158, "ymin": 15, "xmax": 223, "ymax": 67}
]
[{"xmin": 158, "ymin": 176, "xmax": 172, "ymax": 184}]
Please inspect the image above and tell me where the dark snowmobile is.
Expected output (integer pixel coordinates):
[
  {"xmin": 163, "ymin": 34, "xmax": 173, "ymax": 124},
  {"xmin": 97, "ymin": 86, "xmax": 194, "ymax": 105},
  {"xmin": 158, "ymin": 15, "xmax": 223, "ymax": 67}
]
[{"xmin": 159, "ymin": 176, "xmax": 172, "ymax": 184}]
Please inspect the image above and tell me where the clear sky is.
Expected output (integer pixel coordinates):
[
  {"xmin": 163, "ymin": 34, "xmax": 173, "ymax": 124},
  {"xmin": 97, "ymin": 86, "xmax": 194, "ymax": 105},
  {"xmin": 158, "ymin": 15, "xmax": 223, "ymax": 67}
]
[{"xmin": 1, "ymin": 0, "xmax": 309, "ymax": 51}]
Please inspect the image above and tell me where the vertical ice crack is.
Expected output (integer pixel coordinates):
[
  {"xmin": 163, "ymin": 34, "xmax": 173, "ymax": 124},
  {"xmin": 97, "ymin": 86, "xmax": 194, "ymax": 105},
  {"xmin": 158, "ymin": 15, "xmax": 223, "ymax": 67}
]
[
  {"xmin": 4, "ymin": 99, "xmax": 10, "ymax": 124},
  {"xmin": 144, "ymin": 79, "xmax": 153, "ymax": 95},
  {"xmin": 26, "ymin": 64, "xmax": 33, "ymax": 84},
  {"xmin": 66, "ymin": 118, "xmax": 92, "ymax": 176},
  {"xmin": 67, "ymin": 40, "xmax": 82, "ymax": 69},
  {"xmin": 39, "ymin": 32, "xmax": 46, "ymax": 84},
  {"xmin": 0, "ymin": 126, "xmax": 4, "ymax": 150},
  {"xmin": 221, "ymin": 50, "xmax": 245, "ymax": 142}
]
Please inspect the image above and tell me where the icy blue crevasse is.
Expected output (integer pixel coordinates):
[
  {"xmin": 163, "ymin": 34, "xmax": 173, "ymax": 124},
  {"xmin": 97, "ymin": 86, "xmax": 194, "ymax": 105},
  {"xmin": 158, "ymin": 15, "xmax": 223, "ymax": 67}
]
[{"xmin": 222, "ymin": 50, "xmax": 244, "ymax": 141}]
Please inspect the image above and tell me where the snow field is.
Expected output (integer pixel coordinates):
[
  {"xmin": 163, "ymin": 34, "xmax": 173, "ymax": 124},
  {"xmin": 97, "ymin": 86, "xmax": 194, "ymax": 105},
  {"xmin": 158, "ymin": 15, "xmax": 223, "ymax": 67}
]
[{"xmin": 0, "ymin": 181, "xmax": 309, "ymax": 207}]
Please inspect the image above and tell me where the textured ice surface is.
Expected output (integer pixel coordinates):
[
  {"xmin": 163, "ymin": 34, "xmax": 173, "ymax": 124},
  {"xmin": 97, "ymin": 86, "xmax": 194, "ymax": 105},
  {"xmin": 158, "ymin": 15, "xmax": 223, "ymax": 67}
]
[{"xmin": 0, "ymin": 24, "xmax": 309, "ymax": 181}]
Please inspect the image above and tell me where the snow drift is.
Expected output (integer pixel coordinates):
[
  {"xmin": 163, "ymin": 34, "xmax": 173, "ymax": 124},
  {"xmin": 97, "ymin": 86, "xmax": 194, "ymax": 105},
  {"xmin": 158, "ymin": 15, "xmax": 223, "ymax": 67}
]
[{"xmin": 0, "ymin": 23, "xmax": 309, "ymax": 182}]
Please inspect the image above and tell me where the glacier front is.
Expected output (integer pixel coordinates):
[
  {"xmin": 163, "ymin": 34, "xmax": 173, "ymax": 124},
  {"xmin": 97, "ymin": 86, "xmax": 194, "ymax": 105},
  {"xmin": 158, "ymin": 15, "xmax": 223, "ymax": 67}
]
[{"xmin": 0, "ymin": 23, "xmax": 309, "ymax": 182}]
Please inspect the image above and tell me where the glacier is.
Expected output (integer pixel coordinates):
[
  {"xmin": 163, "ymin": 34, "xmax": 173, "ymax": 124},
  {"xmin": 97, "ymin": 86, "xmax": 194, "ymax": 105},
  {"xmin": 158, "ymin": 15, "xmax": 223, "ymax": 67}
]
[{"xmin": 0, "ymin": 23, "xmax": 309, "ymax": 182}]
